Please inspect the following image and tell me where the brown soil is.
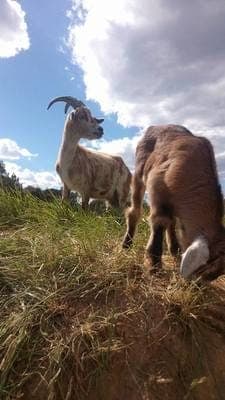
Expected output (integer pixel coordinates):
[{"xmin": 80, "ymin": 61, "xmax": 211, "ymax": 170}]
[{"xmin": 16, "ymin": 275, "xmax": 225, "ymax": 400}]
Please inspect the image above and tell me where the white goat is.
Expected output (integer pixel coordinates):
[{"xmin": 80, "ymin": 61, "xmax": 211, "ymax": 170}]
[
  {"xmin": 122, "ymin": 124, "xmax": 225, "ymax": 281},
  {"xmin": 47, "ymin": 96, "xmax": 131, "ymax": 209}
]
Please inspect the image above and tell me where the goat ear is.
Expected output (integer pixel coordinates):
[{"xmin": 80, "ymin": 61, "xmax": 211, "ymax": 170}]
[
  {"xmin": 180, "ymin": 236, "xmax": 209, "ymax": 279},
  {"xmin": 96, "ymin": 118, "xmax": 104, "ymax": 124},
  {"xmin": 69, "ymin": 111, "xmax": 77, "ymax": 121},
  {"xmin": 69, "ymin": 108, "xmax": 88, "ymax": 122}
]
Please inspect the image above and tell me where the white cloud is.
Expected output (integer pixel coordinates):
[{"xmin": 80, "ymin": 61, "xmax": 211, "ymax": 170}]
[
  {"xmin": 67, "ymin": 0, "xmax": 225, "ymax": 131},
  {"xmin": 87, "ymin": 134, "xmax": 141, "ymax": 172},
  {"xmin": 0, "ymin": 139, "xmax": 59, "ymax": 190},
  {"xmin": 5, "ymin": 162, "xmax": 61, "ymax": 189},
  {"xmin": 0, "ymin": 138, "xmax": 37, "ymax": 160},
  {"xmin": 0, "ymin": 0, "xmax": 30, "ymax": 58},
  {"xmin": 67, "ymin": 0, "xmax": 225, "ymax": 191}
]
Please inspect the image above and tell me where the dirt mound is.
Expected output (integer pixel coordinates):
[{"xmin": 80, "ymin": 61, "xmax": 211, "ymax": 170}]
[
  {"xmin": 18, "ymin": 274, "xmax": 225, "ymax": 400},
  {"xmin": 1, "ymin": 189, "xmax": 225, "ymax": 400}
]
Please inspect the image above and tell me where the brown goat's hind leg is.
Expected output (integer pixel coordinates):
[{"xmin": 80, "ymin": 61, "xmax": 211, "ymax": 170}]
[
  {"xmin": 122, "ymin": 174, "xmax": 145, "ymax": 248},
  {"xmin": 145, "ymin": 202, "xmax": 174, "ymax": 272},
  {"xmin": 166, "ymin": 221, "xmax": 180, "ymax": 257},
  {"xmin": 145, "ymin": 224, "xmax": 165, "ymax": 271}
]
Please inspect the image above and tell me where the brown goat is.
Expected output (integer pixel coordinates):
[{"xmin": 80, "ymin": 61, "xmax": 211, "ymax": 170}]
[{"xmin": 123, "ymin": 124, "xmax": 225, "ymax": 281}]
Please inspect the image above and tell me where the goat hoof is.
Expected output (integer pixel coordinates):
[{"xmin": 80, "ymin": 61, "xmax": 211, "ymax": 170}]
[
  {"xmin": 122, "ymin": 236, "xmax": 133, "ymax": 249},
  {"xmin": 144, "ymin": 256, "xmax": 162, "ymax": 274}
]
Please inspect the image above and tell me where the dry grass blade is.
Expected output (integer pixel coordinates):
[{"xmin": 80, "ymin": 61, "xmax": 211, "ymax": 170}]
[{"xmin": 0, "ymin": 190, "xmax": 225, "ymax": 400}]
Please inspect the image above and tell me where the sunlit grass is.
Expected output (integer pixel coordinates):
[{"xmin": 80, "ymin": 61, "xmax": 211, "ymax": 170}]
[{"xmin": 0, "ymin": 189, "xmax": 225, "ymax": 400}]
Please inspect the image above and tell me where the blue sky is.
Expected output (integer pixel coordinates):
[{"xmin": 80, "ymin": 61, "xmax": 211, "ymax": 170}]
[
  {"xmin": 1, "ymin": 0, "xmax": 225, "ymax": 189},
  {"xmin": 0, "ymin": 0, "xmax": 137, "ymax": 188}
]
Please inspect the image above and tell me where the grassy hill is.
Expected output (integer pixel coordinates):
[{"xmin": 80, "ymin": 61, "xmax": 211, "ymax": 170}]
[{"xmin": 0, "ymin": 190, "xmax": 225, "ymax": 400}]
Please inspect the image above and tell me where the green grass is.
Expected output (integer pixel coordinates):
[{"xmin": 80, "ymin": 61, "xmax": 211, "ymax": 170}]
[{"xmin": 0, "ymin": 189, "xmax": 225, "ymax": 400}]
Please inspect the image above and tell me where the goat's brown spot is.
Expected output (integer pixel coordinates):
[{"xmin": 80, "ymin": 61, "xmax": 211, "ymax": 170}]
[{"xmin": 99, "ymin": 190, "xmax": 108, "ymax": 196}]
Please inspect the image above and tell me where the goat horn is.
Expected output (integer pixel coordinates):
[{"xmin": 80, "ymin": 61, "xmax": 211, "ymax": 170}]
[
  {"xmin": 64, "ymin": 103, "xmax": 71, "ymax": 114},
  {"xmin": 47, "ymin": 96, "xmax": 85, "ymax": 113}
]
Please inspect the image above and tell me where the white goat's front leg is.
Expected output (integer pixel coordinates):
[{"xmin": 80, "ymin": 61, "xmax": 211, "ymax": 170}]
[
  {"xmin": 62, "ymin": 183, "xmax": 70, "ymax": 201},
  {"xmin": 81, "ymin": 194, "xmax": 90, "ymax": 210}
]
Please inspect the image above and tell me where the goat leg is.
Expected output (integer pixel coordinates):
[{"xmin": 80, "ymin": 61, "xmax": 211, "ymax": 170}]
[{"xmin": 122, "ymin": 174, "xmax": 145, "ymax": 248}]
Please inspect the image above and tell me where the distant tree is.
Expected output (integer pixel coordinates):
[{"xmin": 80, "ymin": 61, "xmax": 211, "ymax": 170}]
[
  {"xmin": 24, "ymin": 186, "xmax": 56, "ymax": 200},
  {"xmin": 10, "ymin": 173, "xmax": 21, "ymax": 189},
  {"xmin": 0, "ymin": 161, "xmax": 6, "ymax": 175},
  {"xmin": 0, "ymin": 160, "xmax": 22, "ymax": 190},
  {"xmin": 24, "ymin": 186, "xmax": 43, "ymax": 198},
  {"xmin": 0, "ymin": 161, "xmax": 79, "ymax": 204},
  {"xmin": 24, "ymin": 185, "xmax": 79, "ymax": 205}
]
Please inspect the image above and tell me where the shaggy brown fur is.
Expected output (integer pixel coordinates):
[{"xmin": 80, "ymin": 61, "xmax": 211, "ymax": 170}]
[{"xmin": 123, "ymin": 124, "xmax": 225, "ymax": 280}]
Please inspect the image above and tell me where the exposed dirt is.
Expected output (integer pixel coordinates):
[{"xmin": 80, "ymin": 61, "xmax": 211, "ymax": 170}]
[{"xmin": 18, "ymin": 275, "xmax": 225, "ymax": 400}]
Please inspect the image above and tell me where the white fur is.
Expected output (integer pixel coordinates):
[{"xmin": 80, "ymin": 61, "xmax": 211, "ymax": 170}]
[
  {"xmin": 54, "ymin": 107, "xmax": 131, "ymax": 208},
  {"xmin": 180, "ymin": 236, "xmax": 209, "ymax": 279}
]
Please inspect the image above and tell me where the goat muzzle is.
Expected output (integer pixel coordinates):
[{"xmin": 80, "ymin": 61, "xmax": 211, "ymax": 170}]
[{"xmin": 95, "ymin": 127, "xmax": 104, "ymax": 138}]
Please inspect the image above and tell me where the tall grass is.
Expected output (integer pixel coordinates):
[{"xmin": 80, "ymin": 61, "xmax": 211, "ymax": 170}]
[{"xmin": 0, "ymin": 190, "xmax": 225, "ymax": 400}]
